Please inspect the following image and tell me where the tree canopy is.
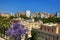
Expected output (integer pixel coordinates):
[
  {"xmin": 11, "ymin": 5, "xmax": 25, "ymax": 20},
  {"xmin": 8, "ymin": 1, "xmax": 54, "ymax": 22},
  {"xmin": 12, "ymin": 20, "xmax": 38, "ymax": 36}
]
[
  {"xmin": 42, "ymin": 17, "xmax": 60, "ymax": 23},
  {"xmin": 20, "ymin": 15, "xmax": 30, "ymax": 20},
  {"xmin": 31, "ymin": 28, "xmax": 39, "ymax": 40}
]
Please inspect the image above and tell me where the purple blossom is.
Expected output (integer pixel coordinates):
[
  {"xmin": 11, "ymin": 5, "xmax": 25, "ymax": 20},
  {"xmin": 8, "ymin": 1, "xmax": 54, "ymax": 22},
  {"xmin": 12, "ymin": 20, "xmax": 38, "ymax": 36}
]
[{"xmin": 5, "ymin": 22, "xmax": 29, "ymax": 40}]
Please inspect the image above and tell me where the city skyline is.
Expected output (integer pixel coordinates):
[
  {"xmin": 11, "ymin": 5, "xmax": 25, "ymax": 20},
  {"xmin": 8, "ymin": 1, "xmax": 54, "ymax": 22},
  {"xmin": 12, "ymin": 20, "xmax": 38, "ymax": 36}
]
[{"xmin": 0, "ymin": 0, "xmax": 60, "ymax": 14}]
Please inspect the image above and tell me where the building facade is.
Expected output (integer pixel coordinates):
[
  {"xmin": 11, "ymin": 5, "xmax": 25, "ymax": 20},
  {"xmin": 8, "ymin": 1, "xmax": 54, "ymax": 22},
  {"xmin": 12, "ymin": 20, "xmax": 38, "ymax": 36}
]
[
  {"xmin": 15, "ymin": 12, "xmax": 26, "ymax": 17},
  {"xmin": 56, "ymin": 12, "xmax": 60, "ymax": 18},
  {"xmin": 26, "ymin": 10, "xmax": 31, "ymax": 17},
  {"xmin": 37, "ymin": 30, "xmax": 60, "ymax": 40},
  {"xmin": 36, "ymin": 23, "xmax": 60, "ymax": 40}
]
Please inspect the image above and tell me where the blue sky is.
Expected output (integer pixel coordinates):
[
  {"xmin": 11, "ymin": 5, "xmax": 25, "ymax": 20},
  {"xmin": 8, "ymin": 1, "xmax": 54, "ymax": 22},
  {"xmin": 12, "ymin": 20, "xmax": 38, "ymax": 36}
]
[{"xmin": 0, "ymin": 0, "xmax": 60, "ymax": 14}]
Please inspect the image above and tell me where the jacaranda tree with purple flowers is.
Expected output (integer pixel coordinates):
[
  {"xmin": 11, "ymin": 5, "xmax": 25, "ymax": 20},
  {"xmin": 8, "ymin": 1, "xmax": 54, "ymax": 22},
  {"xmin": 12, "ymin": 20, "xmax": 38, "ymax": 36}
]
[{"xmin": 5, "ymin": 22, "xmax": 29, "ymax": 40}]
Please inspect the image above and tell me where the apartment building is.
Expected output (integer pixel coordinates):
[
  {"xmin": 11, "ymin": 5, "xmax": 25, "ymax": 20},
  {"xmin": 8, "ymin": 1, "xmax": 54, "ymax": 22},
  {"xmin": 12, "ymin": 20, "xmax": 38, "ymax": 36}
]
[
  {"xmin": 56, "ymin": 12, "xmax": 60, "ymax": 18},
  {"xmin": 15, "ymin": 12, "xmax": 26, "ymax": 17},
  {"xmin": 37, "ymin": 23, "xmax": 60, "ymax": 40},
  {"xmin": 26, "ymin": 10, "xmax": 31, "ymax": 17}
]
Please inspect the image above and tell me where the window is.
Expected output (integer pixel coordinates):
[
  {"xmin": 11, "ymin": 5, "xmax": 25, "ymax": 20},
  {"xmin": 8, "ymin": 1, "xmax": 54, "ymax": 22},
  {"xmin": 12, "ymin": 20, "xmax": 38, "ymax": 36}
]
[
  {"xmin": 52, "ymin": 29, "xmax": 53, "ymax": 32},
  {"xmin": 48, "ymin": 29, "xmax": 49, "ymax": 31}
]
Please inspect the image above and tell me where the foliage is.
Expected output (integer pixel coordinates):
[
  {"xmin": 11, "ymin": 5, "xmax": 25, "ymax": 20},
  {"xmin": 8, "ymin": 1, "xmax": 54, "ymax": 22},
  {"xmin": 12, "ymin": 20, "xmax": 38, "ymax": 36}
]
[
  {"xmin": 0, "ymin": 16, "xmax": 11, "ymax": 37},
  {"xmin": 42, "ymin": 17, "xmax": 60, "ymax": 23},
  {"xmin": 9, "ymin": 16, "xmax": 18, "ymax": 19},
  {"xmin": 33, "ymin": 17, "xmax": 41, "ymax": 21},
  {"xmin": 20, "ymin": 15, "xmax": 30, "ymax": 20},
  {"xmin": 31, "ymin": 28, "xmax": 39, "ymax": 40}
]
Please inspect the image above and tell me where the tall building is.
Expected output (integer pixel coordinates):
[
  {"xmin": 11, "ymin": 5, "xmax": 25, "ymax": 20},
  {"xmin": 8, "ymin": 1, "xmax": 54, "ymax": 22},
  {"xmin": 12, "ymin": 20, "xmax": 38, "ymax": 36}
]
[
  {"xmin": 56, "ymin": 12, "xmax": 60, "ymax": 18},
  {"xmin": 26, "ymin": 10, "xmax": 31, "ymax": 17}
]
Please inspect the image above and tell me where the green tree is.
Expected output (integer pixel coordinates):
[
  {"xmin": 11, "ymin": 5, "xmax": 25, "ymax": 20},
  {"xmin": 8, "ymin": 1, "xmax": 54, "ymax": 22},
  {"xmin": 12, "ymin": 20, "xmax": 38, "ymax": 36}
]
[
  {"xmin": 0, "ymin": 16, "xmax": 11, "ymax": 37},
  {"xmin": 42, "ymin": 17, "xmax": 60, "ymax": 23},
  {"xmin": 20, "ymin": 15, "xmax": 30, "ymax": 20},
  {"xmin": 9, "ymin": 16, "xmax": 15, "ymax": 19},
  {"xmin": 31, "ymin": 28, "xmax": 39, "ymax": 40},
  {"xmin": 33, "ymin": 17, "xmax": 40, "ymax": 21}
]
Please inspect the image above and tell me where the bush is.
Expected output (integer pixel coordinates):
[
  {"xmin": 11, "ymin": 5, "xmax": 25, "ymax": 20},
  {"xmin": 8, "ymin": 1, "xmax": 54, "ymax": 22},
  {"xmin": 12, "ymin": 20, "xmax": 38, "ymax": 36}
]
[{"xmin": 31, "ymin": 28, "xmax": 39, "ymax": 40}]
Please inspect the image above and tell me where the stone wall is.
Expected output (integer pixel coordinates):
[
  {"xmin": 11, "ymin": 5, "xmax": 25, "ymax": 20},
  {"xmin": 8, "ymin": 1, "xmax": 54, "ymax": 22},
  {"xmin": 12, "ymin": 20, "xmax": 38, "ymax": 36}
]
[{"xmin": 37, "ymin": 30, "xmax": 60, "ymax": 40}]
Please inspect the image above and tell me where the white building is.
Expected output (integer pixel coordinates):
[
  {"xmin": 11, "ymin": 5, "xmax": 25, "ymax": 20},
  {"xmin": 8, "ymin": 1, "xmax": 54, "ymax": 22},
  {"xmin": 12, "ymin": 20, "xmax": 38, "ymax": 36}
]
[
  {"xmin": 40, "ymin": 13, "xmax": 44, "ymax": 18},
  {"xmin": 26, "ymin": 10, "xmax": 31, "ymax": 17},
  {"xmin": 57, "ymin": 12, "xmax": 60, "ymax": 18},
  {"xmin": 40, "ymin": 12, "xmax": 49, "ymax": 18},
  {"xmin": 10, "ymin": 12, "xmax": 15, "ymax": 16}
]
